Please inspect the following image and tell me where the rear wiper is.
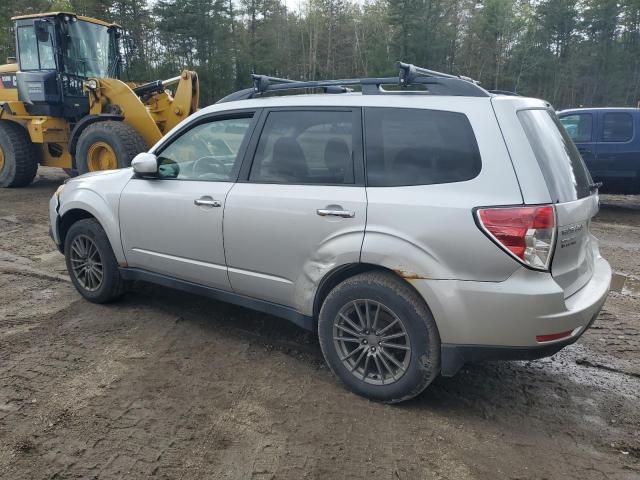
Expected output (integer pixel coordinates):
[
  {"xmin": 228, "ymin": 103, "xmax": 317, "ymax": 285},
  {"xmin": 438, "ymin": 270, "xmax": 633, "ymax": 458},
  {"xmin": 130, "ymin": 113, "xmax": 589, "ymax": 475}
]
[{"xmin": 589, "ymin": 181, "xmax": 603, "ymax": 192}]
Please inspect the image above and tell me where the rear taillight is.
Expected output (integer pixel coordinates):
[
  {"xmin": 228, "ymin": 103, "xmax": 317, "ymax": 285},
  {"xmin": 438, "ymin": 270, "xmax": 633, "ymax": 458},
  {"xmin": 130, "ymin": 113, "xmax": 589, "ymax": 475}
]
[{"xmin": 476, "ymin": 205, "xmax": 556, "ymax": 271}]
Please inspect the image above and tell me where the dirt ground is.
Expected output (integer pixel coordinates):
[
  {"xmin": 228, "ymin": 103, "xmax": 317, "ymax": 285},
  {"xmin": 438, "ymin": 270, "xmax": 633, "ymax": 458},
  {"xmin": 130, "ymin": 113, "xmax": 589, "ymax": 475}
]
[{"xmin": 0, "ymin": 167, "xmax": 639, "ymax": 480}]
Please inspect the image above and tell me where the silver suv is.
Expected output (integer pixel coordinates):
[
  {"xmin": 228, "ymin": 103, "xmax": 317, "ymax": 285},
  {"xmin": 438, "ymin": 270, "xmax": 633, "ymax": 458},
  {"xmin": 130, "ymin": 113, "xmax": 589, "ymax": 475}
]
[{"xmin": 49, "ymin": 64, "xmax": 611, "ymax": 403}]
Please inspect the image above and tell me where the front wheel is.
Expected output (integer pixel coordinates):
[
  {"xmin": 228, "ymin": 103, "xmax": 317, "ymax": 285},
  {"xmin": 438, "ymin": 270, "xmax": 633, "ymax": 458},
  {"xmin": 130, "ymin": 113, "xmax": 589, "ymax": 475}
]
[
  {"xmin": 318, "ymin": 271, "xmax": 441, "ymax": 403},
  {"xmin": 75, "ymin": 121, "xmax": 147, "ymax": 174},
  {"xmin": 64, "ymin": 218, "xmax": 126, "ymax": 303},
  {"xmin": 0, "ymin": 120, "xmax": 38, "ymax": 188}
]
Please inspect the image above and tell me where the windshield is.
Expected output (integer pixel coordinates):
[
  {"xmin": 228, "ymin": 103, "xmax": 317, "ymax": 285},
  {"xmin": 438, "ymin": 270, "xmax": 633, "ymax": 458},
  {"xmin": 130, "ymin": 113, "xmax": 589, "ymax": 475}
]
[{"xmin": 62, "ymin": 20, "xmax": 116, "ymax": 78}]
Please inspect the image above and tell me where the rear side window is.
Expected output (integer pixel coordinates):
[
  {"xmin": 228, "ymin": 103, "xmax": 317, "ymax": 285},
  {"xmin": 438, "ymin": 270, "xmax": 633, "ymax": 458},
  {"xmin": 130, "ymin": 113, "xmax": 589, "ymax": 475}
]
[
  {"xmin": 364, "ymin": 108, "xmax": 481, "ymax": 187},
  {"xmin": 559, "ymin": 114, "xmax": 592, "ymax": 143},
  {"xmin": 518, "ymin": 109, "xmax": 592, "ymax": 202},
  {"xmin": 249, "ymin": 110, "xmax": 356, "ymax": 185},
  {"xmin": 602, "ymin": 112, "xmax": 633, "ymax": 142}
]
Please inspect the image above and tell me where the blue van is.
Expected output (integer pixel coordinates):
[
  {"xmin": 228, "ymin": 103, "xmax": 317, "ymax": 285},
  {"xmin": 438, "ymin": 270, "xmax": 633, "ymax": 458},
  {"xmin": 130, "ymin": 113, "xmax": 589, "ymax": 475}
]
[{"xmin": 558, "ymin": 108, "xmax": 639, "ymax": 189}]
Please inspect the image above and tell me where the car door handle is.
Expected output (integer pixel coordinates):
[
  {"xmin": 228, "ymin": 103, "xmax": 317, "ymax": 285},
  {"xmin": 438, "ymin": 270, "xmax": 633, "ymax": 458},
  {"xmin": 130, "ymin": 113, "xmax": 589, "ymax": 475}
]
[
  {"xmin": 194, "ymin": 197, "xmax": 221, "ymax": 207},
  {"xmin": 316, "ymin": 208, "xmax": 355, "ymax": 218}
]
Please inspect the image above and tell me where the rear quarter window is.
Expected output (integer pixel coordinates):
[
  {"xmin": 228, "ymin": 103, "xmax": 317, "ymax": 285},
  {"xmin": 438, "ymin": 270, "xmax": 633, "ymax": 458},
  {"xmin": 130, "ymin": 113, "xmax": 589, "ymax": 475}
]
[
  {"xmin": 364, "ymin": 107, "xmax": 481, "ymax": 187},
  {"xmin": 518, "ymin": 109, "xmax": 592, "ymax": 202}
]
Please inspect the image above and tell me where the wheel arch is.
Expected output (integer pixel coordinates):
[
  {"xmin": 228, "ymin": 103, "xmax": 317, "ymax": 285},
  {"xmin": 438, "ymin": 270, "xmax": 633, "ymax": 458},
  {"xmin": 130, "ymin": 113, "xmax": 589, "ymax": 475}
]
[
  {"xmin": 312, "ymin": 263, "xmax": 433, "ymax": 323},
  {"xmin": 58, "ymin": 208, "xmax": 97, "ymax": 252},
  {"xmin": 58, "ymin": 194, "xmax": 126, "ymax": 265}
]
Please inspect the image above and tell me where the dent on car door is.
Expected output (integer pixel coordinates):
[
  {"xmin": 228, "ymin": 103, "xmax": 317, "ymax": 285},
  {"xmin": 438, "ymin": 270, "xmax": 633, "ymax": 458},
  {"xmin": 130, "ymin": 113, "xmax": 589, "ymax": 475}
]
[
  {"xmin": 223, "ymin": 108, "xmax": 367, "ymax": 314},
  {"xmin": 119, "ymin": 112, "xmax": 257, "ymax": 290}
]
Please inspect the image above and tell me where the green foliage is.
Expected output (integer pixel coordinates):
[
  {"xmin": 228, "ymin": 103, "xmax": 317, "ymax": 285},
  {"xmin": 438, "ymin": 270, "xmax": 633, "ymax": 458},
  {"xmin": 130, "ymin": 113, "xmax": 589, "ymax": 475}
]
[{"xmin": 2, "ymin": 0, "xmax": 640, "ymax": 107}]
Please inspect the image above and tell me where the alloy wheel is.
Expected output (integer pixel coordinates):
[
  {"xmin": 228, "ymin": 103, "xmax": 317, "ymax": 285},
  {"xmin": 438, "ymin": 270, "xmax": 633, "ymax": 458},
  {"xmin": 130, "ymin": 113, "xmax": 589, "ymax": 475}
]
[
  {"xmin": 69, "ymin": 234, "xmax": 104, "ymax": 291},
  {"xmin": 333, "ymin": 300, "xmax": 411, "ymax": 385}
]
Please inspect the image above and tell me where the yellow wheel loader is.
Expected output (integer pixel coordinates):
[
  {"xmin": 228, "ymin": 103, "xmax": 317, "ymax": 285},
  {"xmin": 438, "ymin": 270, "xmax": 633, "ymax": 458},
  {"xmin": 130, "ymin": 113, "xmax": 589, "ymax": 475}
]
[{"xmin": 0, "ymin": 12, "xmax": 199, "ymax": 187}]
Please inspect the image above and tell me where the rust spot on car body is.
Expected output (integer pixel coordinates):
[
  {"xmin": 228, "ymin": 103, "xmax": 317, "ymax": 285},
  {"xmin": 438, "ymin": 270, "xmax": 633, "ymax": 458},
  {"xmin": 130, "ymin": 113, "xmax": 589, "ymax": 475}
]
[{"xmin": 393, "ymin": 268, "xmax": 427, "ymax": 280}]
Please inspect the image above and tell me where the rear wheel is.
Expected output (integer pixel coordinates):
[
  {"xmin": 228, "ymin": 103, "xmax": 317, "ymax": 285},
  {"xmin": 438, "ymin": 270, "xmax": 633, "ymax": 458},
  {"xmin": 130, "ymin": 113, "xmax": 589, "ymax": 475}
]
[
  {"xmin": 0, "ymin": 121, "xmax": 38, "ymax": 188},
  {"xmin": 318, "ymin": 271, "xmax": 441, "ymax": 403},
  {"xmin": 76, "ymin": 121, "xmax": 147, "ymax": 174},
  {"xmin": 64, "ymin": 218, "xmax": 126, "ymax": 303}
]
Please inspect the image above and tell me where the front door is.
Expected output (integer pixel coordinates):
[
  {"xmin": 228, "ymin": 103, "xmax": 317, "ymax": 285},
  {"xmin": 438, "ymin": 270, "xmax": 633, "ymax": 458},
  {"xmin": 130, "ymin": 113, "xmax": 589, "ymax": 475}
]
[
  {"xmin": 224, "ymin": 108, "xmax": 366, "ymax": 311},
  {"xmin": 559, "ymin": 111, "xmax": 596, "ymax": 172},
  {"xmin": 120, "ymin": 113, "xmax": 256, "ymax": 290}
]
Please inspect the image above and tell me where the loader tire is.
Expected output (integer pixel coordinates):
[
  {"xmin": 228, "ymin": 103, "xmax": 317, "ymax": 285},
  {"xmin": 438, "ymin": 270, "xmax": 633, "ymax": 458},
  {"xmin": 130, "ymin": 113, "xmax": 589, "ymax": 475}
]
[
  {"xmin": 76, "ymin": 121, "xmax": 147, "ymax": 174},
  {"xmin": 0, "ymin": 121, "xmax": 38, "ymax": 188}
]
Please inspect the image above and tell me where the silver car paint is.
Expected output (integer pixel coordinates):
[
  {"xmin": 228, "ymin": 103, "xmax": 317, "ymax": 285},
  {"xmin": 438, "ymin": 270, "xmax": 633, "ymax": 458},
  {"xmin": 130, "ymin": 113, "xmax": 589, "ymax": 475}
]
[
  {"xmin": 119, "ymin": 178, "xmax": 234, "ymax": 290},
  {"xmin": 223, "ymin": 183, "xmax": 367, "ymax": 313},
  {"xmin": 55, "ymin": 168, "xmax": 132, "ymax": 265},
  {"xmin": 50, "ymin": 92, "xmax": 612, "ymax": 349},
  {"xmin": 361, "ymin": 101, "xmax": 524, "ymax": 282},
  {"xmin": 490, "ymin": 96, "xmax": 554, "ymax": 204},
  {"xmin": 412, "ymin": 253, "xmax": 610, "ymax": 346}
]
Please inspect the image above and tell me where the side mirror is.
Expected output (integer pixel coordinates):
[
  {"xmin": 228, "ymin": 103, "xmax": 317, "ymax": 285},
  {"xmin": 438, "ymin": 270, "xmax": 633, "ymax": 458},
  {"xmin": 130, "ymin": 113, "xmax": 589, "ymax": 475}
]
[
  {"xmin": 35, "ymin": 20, "xmax": 50, "ymax": 43},
  {"xmin": 131, "ymin": 152, "xmax": 158, "ymax": 176}
]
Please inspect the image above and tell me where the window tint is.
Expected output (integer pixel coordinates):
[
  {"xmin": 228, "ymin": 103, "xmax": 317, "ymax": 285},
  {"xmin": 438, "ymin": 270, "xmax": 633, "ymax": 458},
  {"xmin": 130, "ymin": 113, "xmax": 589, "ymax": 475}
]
[
  {"xmin": 364, "ymin": 108, "xmax": 481, "ymax": 187},
  {"xmin": 518, "ymin": 109, "xmax": 592, "ymax": 202},
  {"xmin": 602, "ymin": 113, "xmax": 633, "ymax": 142},
  {"xmin": 559, "ymin": 114, "xmax": 592, "ymax": 143},
  {"xmin": 156, "ymin": 116, "xmax": 253, "ymax": 181},
  {"xmin": 249, "ymin": 111, "xmax": 355, "ymax": 184},
  {"xmin": 18, "ymin": 27, "xmax": 39, "ymax": 70}
]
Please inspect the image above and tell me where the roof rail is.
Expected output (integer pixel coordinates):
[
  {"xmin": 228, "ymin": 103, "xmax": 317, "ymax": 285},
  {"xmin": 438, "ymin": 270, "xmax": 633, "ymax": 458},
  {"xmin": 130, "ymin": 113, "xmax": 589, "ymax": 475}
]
[
  {"xmin": 216, "ymin": 62, "xmax": 489, "ymax": 103},
  {"xmin": 487, "ymin": 89, "xmax": 520, "ymax": 96}
]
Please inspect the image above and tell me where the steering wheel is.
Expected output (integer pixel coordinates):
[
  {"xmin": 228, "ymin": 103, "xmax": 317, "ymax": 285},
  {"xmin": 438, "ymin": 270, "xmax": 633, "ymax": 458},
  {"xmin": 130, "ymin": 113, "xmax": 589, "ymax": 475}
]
[{"xmin": 192, "ymin": 156, "xmax": 227, "ymax": 177}]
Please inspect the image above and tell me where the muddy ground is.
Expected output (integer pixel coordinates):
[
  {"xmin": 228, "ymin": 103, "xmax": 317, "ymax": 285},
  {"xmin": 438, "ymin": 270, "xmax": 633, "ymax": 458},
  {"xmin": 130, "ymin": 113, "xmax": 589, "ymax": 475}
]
[{"xmin": 0, "ymin": 167, "xmax": 638, "ymax": 480}]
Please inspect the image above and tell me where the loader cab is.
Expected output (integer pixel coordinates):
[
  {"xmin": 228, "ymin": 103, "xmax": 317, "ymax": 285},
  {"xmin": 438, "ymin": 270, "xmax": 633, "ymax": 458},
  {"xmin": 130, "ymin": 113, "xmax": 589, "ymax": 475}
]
[{"xmin": 12, "ymin": 12, "xmax": 121, "ymax": 120}]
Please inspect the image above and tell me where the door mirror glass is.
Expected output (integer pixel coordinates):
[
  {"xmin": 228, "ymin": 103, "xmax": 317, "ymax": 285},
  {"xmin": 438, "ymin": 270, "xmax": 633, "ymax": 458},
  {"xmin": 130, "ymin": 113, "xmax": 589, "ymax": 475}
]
[{"xmin": 131, "ymin": 152, "xmax": 158, "ymax": 176}]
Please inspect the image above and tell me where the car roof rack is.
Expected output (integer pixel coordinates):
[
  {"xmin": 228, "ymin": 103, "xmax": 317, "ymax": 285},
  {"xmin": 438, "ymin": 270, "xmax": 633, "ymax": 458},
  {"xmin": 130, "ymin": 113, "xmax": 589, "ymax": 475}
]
[{"xmin": 216, "ymin": 62, "xmax": 490, "ymax": 103}]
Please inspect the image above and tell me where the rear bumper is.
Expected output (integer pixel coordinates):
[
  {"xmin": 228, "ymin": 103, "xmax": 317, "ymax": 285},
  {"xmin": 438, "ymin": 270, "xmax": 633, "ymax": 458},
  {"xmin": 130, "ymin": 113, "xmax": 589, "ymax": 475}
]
[
  {"xmin": 439, "ymin": 308, "xmax": 600, "ymax": 376},
  {"xmin": 410, "ymin": 256, "xmax": 611, "ymax": 376}
]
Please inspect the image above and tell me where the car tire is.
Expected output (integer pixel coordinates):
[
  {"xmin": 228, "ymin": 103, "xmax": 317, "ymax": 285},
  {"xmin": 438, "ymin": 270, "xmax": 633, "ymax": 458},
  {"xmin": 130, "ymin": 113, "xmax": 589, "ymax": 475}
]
[
  {"xmin": 75, "ymin": 121, "xmax": 147, "ymax": 174},
  {"xmin": 318, "ymin": 271, "xmax": 441, "ymax": 403},
  {"xmin": 0, "ymin": 120, "xmax": 38, "ymax": 188},
  {"xmin": 64, "ymin": 218, "xmax": 126, "ymax": 303}
]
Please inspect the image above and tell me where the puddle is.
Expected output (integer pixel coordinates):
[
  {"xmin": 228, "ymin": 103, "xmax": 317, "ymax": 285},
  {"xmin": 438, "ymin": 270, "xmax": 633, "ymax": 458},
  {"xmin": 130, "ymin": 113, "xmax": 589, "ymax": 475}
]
[{"xmin": 611, "ymin": 272, "xmax": 640, "ymax": 297}]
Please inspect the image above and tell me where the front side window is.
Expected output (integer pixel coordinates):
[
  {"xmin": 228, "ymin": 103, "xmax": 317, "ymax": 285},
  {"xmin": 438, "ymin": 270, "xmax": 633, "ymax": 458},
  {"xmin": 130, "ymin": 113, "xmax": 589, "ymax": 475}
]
[
  {"xmin": 17, "ymin": 26, "xmax": 39, "ymax": 70},
  {"xmin": 156, "ymin": 116, "xmax": 253, "ymax": 181},
  {"xmin": 364, "ymin": 107, "xmax": 481, "ymax": 187},
  {"xmin": 602, "ymin": 112, "xmax": 633, "ymax": 143},
  {"xmin": 559, "ymin": 114, "xmax": 593, "ymax": 143},
  {"xmin": 18, "ymin": 23, "xmax": 57, "ymax": 71},
  {"xmin": 249, "ymin": 110, "xmax": 356, "ymax": 185}
]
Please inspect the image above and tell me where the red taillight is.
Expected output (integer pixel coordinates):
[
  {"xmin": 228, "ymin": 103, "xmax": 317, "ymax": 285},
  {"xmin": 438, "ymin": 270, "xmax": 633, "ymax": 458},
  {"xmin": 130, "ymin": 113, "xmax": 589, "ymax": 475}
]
[
  {"xmin": 476, "ymin": 205, "xmax": 556, "ymax": 271},
  {"xmin": 536, "ymin": 330, "xmax": 573, "ymax": 343}
]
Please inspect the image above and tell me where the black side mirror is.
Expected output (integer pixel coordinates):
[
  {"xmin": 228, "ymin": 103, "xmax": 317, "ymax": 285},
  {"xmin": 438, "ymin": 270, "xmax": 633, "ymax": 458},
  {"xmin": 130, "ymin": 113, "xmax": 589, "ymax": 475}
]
[{"xmin": 35, "ymin": 20, "xmax": 50, "ymax": 43}]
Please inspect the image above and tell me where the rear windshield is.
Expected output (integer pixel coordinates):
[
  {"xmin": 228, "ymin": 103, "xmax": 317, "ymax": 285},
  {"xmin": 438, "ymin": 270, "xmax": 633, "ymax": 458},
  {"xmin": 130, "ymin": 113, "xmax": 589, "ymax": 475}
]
[
  {"xmin": 364, "ymin": 107, "xmax": 481, "ymax": 187},
  {"xmin": 518, "ymin": 109, "xmax": 592, "ymax": 202}
]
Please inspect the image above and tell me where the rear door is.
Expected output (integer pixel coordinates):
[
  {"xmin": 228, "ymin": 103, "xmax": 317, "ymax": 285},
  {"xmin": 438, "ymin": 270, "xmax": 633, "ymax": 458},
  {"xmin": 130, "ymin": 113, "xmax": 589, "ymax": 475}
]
[
  {"xmin": 594, "ymin": 111, "xmax": 637, "ymax": 180},
  {"xmin": 518, "ymin": 108, "xmax": 598, "ymax": 298},
  {"xmin": 223, "ymin": 108, "xmax": 366, "ymax": 311}
]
